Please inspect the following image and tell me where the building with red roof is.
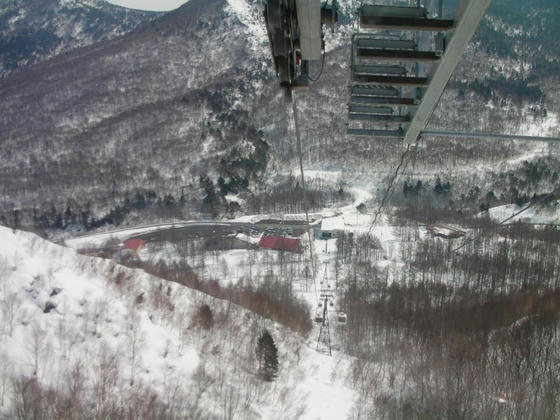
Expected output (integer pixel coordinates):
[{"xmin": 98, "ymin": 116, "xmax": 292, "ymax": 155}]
[
  {"xmin": 116, "ymin": 238, "xmax": 147, "ymax": 262},
  {"xmin": 123, "ymin": 238, "xmax": 147, "ymax": 252},
  {"xmin": 258, "ymin": 235, "xmax": 301, "ymax": 253}
]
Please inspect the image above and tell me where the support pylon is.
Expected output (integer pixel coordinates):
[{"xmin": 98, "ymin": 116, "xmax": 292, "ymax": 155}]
[{"xmin": 316, "ymin": 291, "xmax": 333, "ymax": 356}]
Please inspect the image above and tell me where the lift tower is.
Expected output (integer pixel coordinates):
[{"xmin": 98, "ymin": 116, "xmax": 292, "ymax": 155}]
[{"xmin": 315, "ymin": 286, "xmax": 334, "ymax": 356}]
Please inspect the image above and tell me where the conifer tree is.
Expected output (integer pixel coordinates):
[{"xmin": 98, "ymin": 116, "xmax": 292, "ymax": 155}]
[{"xmin": 256, "ymin": 329, "xmax": 278, "ymax": 381}]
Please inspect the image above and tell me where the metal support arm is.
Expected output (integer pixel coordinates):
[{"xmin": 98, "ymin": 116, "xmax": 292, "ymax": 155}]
[{"xmin": 403, "ymin": 0, "xmax": 492, "ymax": 144}]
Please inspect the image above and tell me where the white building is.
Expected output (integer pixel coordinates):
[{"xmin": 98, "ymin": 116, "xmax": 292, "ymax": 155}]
[{"xmin": 315, "ymin": 217, "xmax": 345, "ymax": 239}]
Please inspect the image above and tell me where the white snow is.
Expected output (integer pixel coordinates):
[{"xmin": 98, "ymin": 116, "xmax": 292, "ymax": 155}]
[
  {"xmin": 235, "ymin": 232, "xmax": 261, "ymax": 245},
  {"xmin": 295, "ymin": 354, "xmax": 356, "ymax": 420},
  {"xmin": 226, "ymin": 0, "xmax": 269, "ymax": 57},
  {"xmin": 231, "ymin": 214, "xmax": 269, "ymax": 223},
  {"xmin": 321, "ymin": 216, "xmax": 345, "ymax": 232},
  {"xmin": 104, "ymin": 0, "xmax": 188, "ymax": 11},
  {"xmin": 1, "ymin": 225, "xmax": 359, "ymax": 418},
  {"xmin": 518, "ymin": 110, "xmax": 559, "ymax": 138},
  {"xmin": 0, "ymin": 226, "xmax": 200, "ymax": 408}
]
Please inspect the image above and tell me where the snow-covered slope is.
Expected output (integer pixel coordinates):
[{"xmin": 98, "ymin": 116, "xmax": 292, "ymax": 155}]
[
  {"xmin": 0, "ymin": 226, "xmax": 197, "ymax": 392},
  {"xmin": 0, "ymin": 226, "xmax": 356, "ymax": 418}
]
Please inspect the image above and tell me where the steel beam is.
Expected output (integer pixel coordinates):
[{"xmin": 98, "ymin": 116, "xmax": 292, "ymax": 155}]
[
  {"xmin": 349, "ymin": 113, "xmax": 411, "ymax": 122},
  {"xmin": 360, "ymin": 5, "xmax": 427, "ymax": 18},
  {"xmin": 421, "ymin": 130, "xmax": 560, "ymax": 143},
  {"xmin": 353, "ymin": 74, "xmax": 428, "ymax": 86},
  {"xmin": 347, "ymin": 128, "xmax": 404, "ymax": 137},
  {"xmin": 353, "ymin": 64, "xmax": 408, "ymax": 75},
  {"xmin": 351, "ymin": 85, "xmax": 399, "ymax": 96},
  {"xmin": 403, "ymin": 0, "xmax": 492, "ymax": 143},
  {"xmin": 348, "ymin": 105, "xmax": 394, "ymax": 114},
  {"xmin": 357, "ymin": 49, "xmax": 441, "ymax": 61},
  {"xmin": 351, "ymin": 95, "xmax": 419, "ymax": 106},
  {"xmin": 356, "ymin": 38, "xmax": 416, "ymax": 50},
  {"xmin": 360, "ymin": 16, "xmax": 454, "ymax": 31},
  {"xmin": 296, "ymin": 0, "xmax": 322, "ymax": 60}
]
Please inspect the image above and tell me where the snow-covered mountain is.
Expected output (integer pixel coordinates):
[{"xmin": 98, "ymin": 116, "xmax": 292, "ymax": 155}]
[
  {"xmin": 0, "ymin": 0, "xmax": 162, "ymax": 77},
  {"xmin": 0, "ymin": 0, "xmax": 558, "ymax": 231},
  {"xmin": 0, "ymin": 1, "xmax": 558, "ymax": 417}
]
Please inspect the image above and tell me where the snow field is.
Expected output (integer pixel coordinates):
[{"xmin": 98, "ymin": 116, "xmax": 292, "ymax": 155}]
[
  {"xmin": 0, "ymin": 227, "xmax": 199, "ymax": 404},
  {"xmin": 0, "ymin": 225, "xmax": 361, "ymax": 418}
]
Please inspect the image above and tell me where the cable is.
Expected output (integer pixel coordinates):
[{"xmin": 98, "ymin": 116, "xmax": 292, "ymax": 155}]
[
  {"xmin": 452, "ymin": 191, "xmax": 557, "ymax": 253},
  {"xmin": 305, "ymin": 50, "xmax": 326, "ymax": 82},
  {"xmin": 421, "ymin": 130, "xmax": 560, "ymax": 144},
  {"xmin": 292, "ymin": 92, "xmax": 318, "ymax": 302},
  {"xmin": 367, "ymin": 143, "xmax": 413, "ymax": 235}
]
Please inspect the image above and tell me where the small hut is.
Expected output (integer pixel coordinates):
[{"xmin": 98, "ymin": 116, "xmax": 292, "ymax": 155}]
[{"xmin": 426, "ymin": 223, "xmax": 465, "ymax": 239}]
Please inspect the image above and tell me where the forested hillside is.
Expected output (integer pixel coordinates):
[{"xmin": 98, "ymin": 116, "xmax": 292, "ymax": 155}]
[
  {"xmin": 0, "ymin": 0, "xmax": 559, "ymax": 418},
  {"xmin": 0, "ymin": 0, "xmax": 161, "ymax": 77},
  {"xmin": 0, "ymin": 0, "xmax": 558, "ymax": 234}
]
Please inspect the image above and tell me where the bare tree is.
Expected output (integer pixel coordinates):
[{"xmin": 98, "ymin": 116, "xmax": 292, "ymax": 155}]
[
  {"xmin": 27, "ymin": 322, "xmax": 49, "ymax": 379},
  {"xmin": 128, "ymin": 302, "xmax": 142, "ymax": 386},
  {"xmin": 92, "ymin": 345, "xmax": 120, "ymax": 417},
  {"xmin": 0, "ymin": 352, "xmax": 10, "ymax": 409},
  {"xmin": 1, "ymin": 292, "xmax": 20, "ymax": 337}
]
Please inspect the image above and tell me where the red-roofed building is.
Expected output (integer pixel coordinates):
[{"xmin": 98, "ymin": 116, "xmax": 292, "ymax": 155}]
[
  {"xmin": 116, "ymin": 238, "xmax": 147, "ymax": 262},
  {"xmin": 258, "ymin": 235, "xmax": 301, "ymax": 253},
  {"xmin": 124, "ymin": 238, "xmax": 147, "ymax": 252}
]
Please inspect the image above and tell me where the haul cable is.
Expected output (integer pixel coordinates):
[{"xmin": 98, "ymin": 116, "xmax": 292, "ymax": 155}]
[
  {"xmin": 453, "ymin": 191, "xmax": 557, "ymax": 253},
  {"xmin": 292, "ymin": 92, "xmax": 318, "ymax": 302},
  {"xmin": 367, "ymin": 143, "xmax": 413, "ymax": 235}
]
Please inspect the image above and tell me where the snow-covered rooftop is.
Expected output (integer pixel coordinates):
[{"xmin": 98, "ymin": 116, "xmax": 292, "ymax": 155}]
[{"xmin": 321, "ymin": 217, "xmax": 345, "ymax": 232}]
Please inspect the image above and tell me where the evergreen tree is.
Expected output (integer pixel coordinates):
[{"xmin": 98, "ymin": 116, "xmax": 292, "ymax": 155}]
[
  {"xmin": 196, "ymin": 304, "xmax": 214, "ymax": 330},
  {"xmin": 256, "ymin": 329, "xmax": 278, "ymax": 381}
]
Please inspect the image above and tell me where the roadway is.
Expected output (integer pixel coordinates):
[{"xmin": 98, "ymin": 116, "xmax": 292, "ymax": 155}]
[{"xmin": 65, "ymin": 218, "xmax": 312, "ymax": 251}]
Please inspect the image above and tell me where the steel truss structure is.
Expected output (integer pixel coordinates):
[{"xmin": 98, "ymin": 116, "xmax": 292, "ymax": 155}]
[{"xmin": 348, "ymin": 0, "xmax": 492, "ymax": 143}]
